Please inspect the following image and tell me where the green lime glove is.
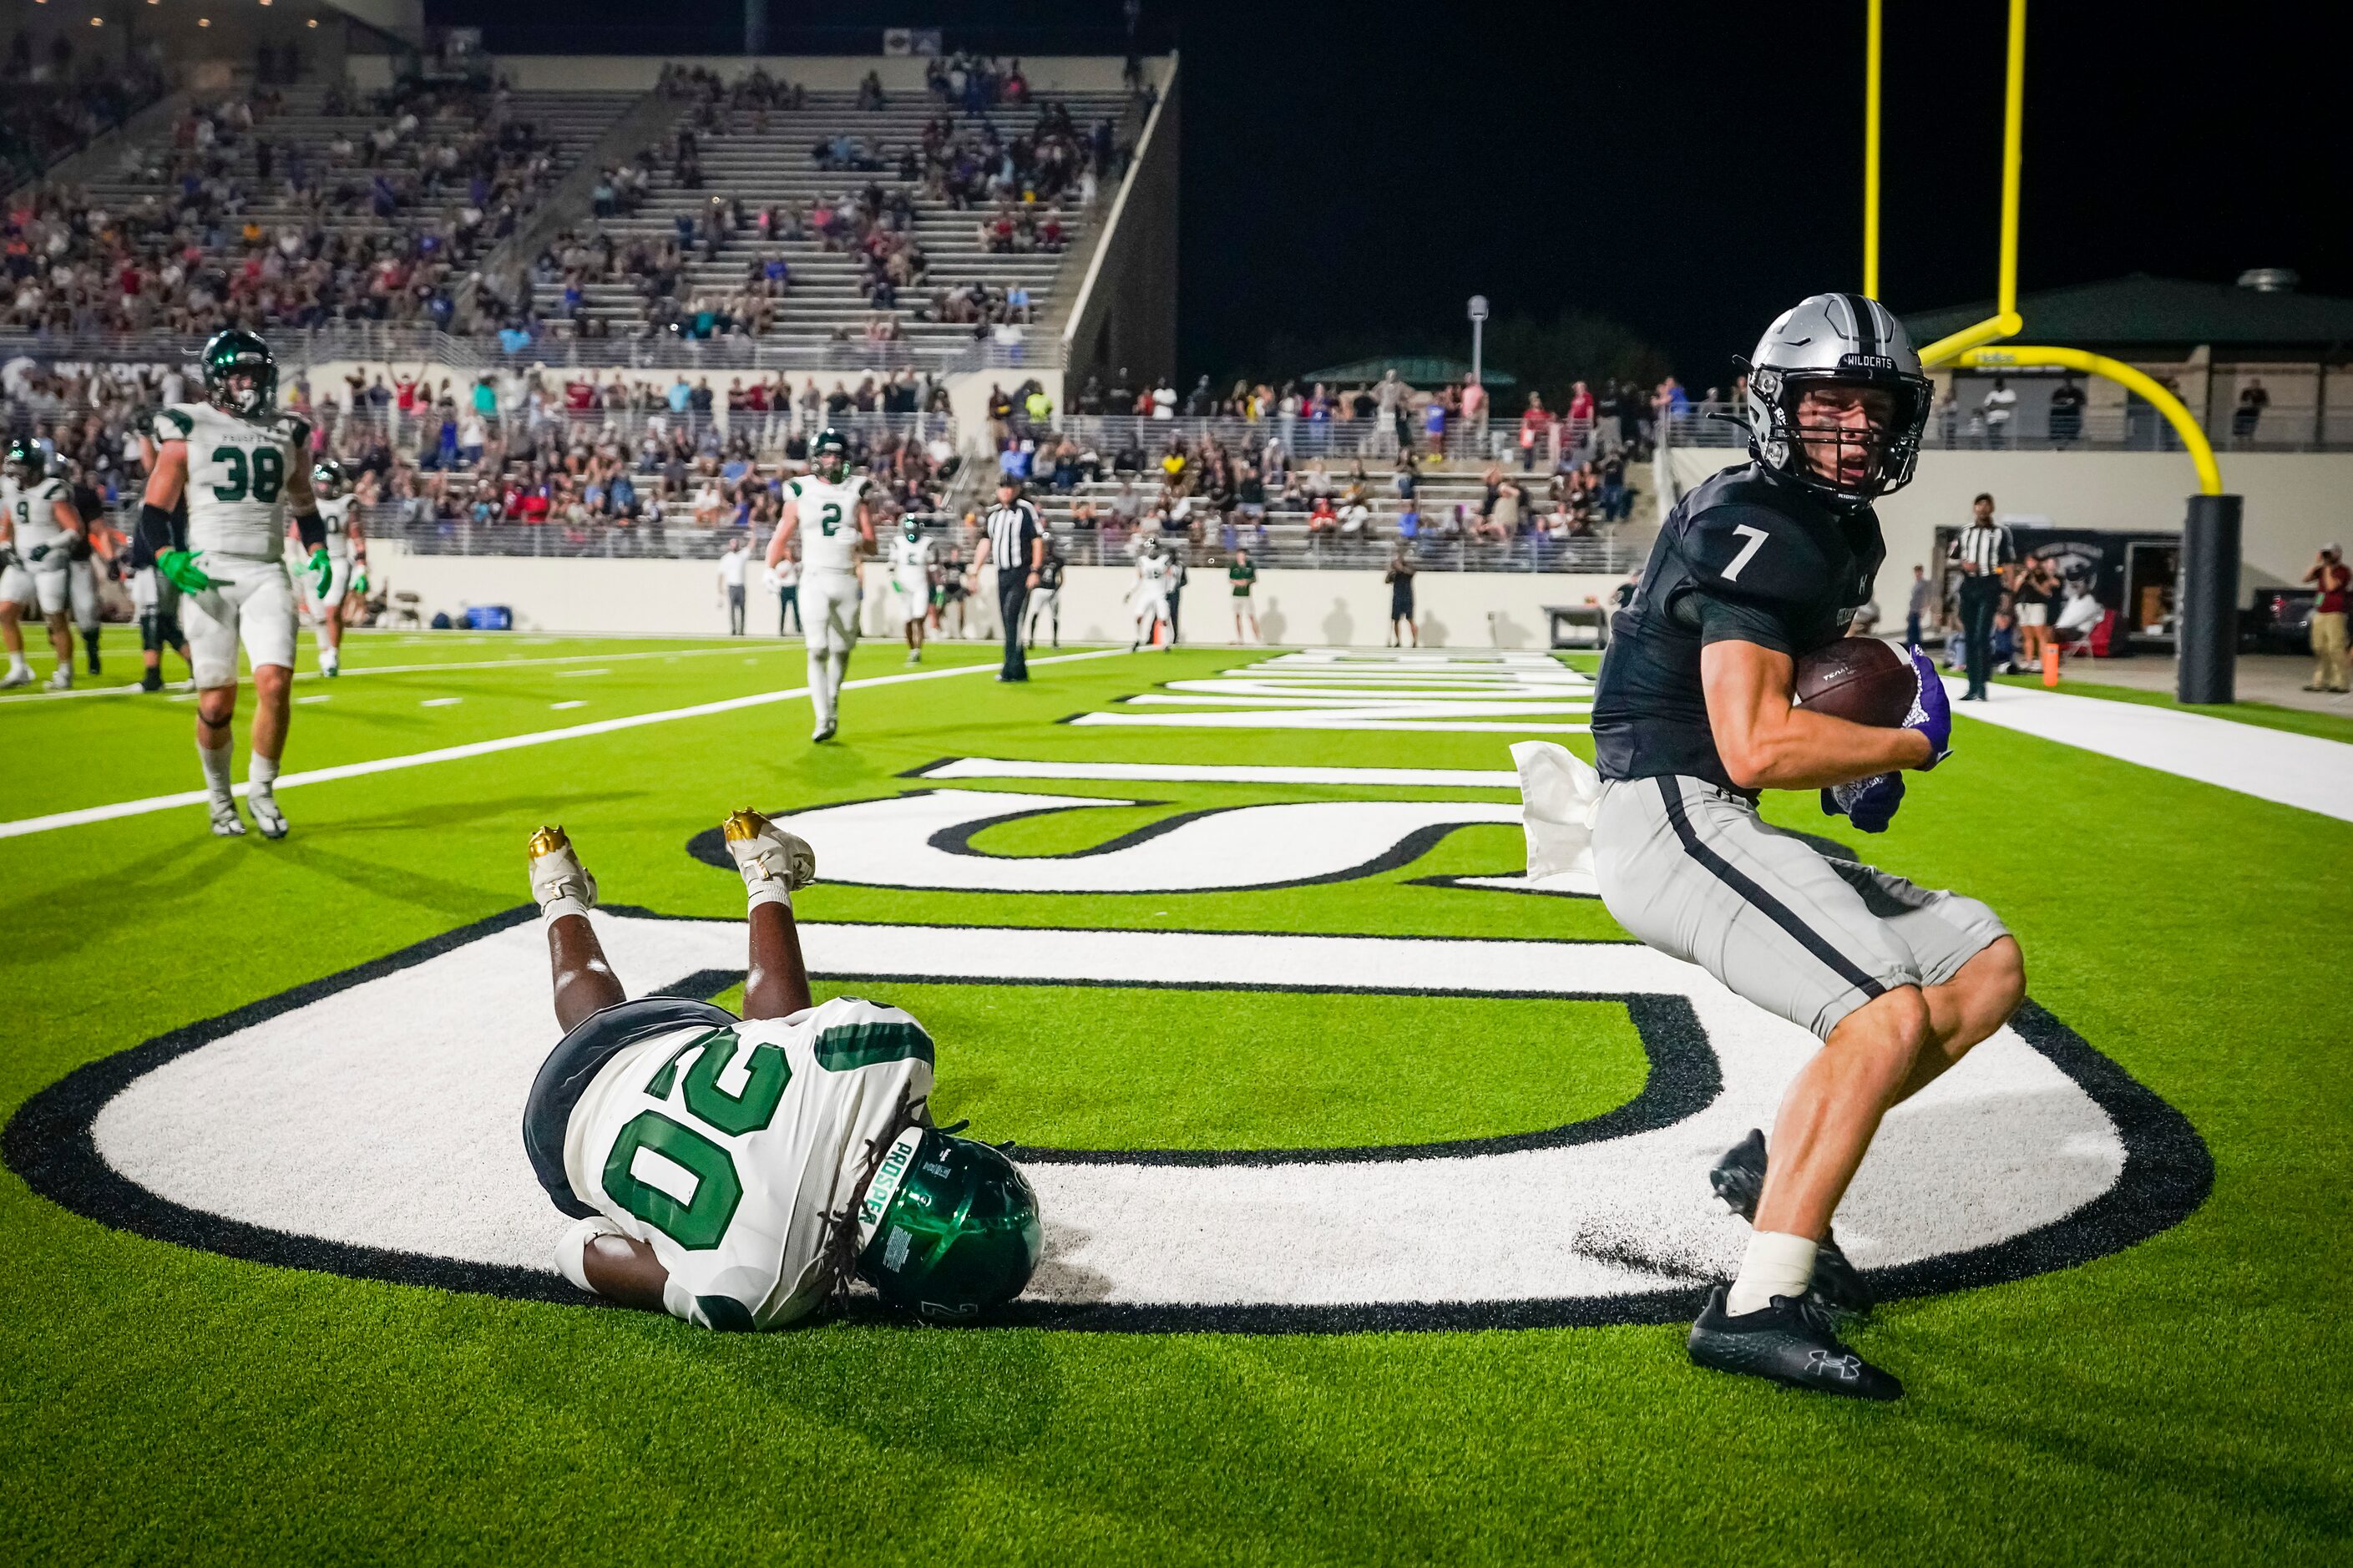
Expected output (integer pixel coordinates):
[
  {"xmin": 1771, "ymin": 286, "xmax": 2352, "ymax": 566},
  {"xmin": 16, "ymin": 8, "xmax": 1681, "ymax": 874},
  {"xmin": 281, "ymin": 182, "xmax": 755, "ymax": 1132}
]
[
  {"xmin": 350, "ymin": 564, "xmax": 370, "ymax": 597},
  {"xmin": 158, "ymin": 549, "xmax": 221, "ymax": 593},
  {"xmin": 306, "ymin": 547, "xmax": 332, "ymax": 598}
]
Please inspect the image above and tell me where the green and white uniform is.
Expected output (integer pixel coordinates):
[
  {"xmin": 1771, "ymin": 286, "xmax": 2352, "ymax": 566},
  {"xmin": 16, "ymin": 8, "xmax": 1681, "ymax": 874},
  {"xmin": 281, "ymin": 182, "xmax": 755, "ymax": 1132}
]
[
  {"xmin": 0, "ymin": 473, "xmax": 73, "ymax": 615},
  {"xmin": 561, "ymin": 997, "xmax": 934, "ymax": 1330},
  {"xmin": 304, "ymin": 493, "xmax": 357, "ymax": 611},
  {"xmin": 887, "ymin": 534, "xmax": 934, "ymax": 625},
  {"xmin": 789, "ymin": 473, "xmax": 867, "ymax": 655},
  {"xmin": 157, "ymin": 401, "xmax": 310, "ymax": 686}
]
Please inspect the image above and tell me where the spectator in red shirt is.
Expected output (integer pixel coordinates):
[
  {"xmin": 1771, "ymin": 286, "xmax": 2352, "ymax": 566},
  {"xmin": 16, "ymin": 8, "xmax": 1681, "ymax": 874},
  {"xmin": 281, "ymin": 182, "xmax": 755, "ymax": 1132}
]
[{"xmin": 1518, "ymin": 393, "xmax": 1554, "ymax": 473}]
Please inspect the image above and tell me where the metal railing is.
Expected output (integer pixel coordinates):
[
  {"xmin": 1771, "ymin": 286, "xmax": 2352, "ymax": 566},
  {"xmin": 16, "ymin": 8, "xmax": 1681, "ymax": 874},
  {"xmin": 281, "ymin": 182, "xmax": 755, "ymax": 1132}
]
[
  {"xmin": 305, "ymin": 405, "xmax": 955, "ymax": 460},
  {"xmin": 1662, "ymin": 403, "xmax": 2353, "ymax": 454},
  {"xmin": 1044, "ymin": 412, "xmax": 1625, "ymax": 468},
  {"xmin": 1043, "ymin": 518, "xmax": 1636, "ymax": 575},
  {"xmin": 0, "ymin": 323, "xmax": 1052, "ymax": 375}
]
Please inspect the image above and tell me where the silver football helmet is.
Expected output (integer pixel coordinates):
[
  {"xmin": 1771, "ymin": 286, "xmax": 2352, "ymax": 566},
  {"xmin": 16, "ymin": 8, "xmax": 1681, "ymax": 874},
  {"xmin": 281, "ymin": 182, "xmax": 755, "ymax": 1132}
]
[{"xmin": 1743, "ymin": 293, "xmax": 1931, "ymax": 508}]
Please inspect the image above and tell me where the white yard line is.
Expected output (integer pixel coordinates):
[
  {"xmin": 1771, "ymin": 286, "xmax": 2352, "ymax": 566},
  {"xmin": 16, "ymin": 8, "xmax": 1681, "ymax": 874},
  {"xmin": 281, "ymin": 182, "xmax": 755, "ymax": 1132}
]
[
  {"xmin": 0, "ymin": 644, "xmax": 795, "ymax": 705},
  {"xmin": 0, "ymin": 650, "xmax": 1126, "ymax": 841},
  {"xmin": 1946, "ymin": 677, "xmax": 2353, "ymax": 824},
  {"xmin": 913, "ymin": 758, "xmax": 1524, "ymax": 787}
]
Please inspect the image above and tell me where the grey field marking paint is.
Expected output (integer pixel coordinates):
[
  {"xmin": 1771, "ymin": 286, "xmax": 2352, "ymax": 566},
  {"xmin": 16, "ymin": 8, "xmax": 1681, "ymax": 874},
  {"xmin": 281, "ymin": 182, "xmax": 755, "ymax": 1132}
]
[
  {"xmin": 18, "ymin": 913, "xmax": 2207, "ymax": 1333},
  {"xmin": 688, "ymin": 789, "xmax": 1524, "ymax": 893},
  {"xmin": 0, "ymin": 649, "xmax": 1129, "ymax": 841}
]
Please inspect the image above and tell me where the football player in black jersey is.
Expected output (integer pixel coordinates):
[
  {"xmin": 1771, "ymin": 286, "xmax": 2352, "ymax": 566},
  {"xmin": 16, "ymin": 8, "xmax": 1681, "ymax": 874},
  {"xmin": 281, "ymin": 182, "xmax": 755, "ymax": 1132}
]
[{"xmin": 1590, "ymin": 295, "xmax": 2024, "ymax": 1399}]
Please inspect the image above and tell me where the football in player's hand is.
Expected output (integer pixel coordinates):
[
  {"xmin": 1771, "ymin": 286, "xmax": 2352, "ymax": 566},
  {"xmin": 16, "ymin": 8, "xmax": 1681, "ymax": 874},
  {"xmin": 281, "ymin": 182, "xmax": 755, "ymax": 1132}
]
[{"xmin": 1794, "ymin": 638, "xmax": 1915, "ymax": 727}]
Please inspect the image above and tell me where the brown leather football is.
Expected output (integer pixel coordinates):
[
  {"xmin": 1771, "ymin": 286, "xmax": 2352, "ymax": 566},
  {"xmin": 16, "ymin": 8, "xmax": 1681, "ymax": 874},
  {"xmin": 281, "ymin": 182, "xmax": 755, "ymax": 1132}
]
[{"xmin": 1794, "ymin": 638, "xmax": 1915, "ymax": 727}]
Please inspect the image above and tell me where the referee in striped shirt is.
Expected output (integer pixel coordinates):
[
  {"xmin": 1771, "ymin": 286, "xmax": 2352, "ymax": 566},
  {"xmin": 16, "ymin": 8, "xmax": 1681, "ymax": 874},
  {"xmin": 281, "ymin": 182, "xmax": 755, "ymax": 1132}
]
[
  {"xmin": 974, "ymin": 477, "xmax": 1045, "ymax": 681},
  {"xmin": 1951, "ymin": 492, "xmax": 2018, "ymax": 701}
]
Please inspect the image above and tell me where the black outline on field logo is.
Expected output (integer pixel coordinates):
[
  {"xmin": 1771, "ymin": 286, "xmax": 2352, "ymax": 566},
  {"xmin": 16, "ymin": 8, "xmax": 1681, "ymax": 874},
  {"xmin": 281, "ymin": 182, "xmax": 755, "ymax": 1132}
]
[{"xmin": 2, "ymin": 906, "xmax": 2213, "ymax": 1336}]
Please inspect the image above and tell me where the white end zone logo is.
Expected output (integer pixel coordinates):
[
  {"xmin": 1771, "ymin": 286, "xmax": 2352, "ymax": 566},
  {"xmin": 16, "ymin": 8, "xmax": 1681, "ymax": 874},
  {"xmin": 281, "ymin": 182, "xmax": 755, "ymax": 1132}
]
[{"xmin": 5, "ymin": 911, "xmax": 2210, "ymax": 1333}]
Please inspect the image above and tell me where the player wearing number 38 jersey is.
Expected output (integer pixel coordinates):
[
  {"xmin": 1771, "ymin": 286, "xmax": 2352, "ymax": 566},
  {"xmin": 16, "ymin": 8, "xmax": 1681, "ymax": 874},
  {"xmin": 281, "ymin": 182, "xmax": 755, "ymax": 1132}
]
[
  {"xmin": 137, "ymin": 329, "xmax": 327, "ymax": 840},
  {"xmin": 523, "ymin": 809, "xmax": 1042, "ymax": 1329}
]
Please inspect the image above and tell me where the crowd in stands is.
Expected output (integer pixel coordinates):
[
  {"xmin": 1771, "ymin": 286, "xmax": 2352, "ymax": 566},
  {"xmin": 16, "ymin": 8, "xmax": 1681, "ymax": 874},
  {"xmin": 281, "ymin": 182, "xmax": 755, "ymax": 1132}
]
[
  {"xmin": 3, "ymin": 78, "xmax": 567, "ymax": 339},
  {"xmin": 0, "ymin": 357, "xmax": 959, "ymax": 559},
  {"xmin": 1, "ymin": 47, "xmax": 170, "ymax": 185}
]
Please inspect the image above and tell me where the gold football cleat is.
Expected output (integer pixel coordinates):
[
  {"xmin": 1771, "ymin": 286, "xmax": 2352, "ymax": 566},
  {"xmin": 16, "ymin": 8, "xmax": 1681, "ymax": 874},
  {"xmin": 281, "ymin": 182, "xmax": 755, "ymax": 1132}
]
[
  {"xmin": 527, "ymin": 823, "xmax": 572, "ymax": 859},
  {"xmin": 721, "ymin": 808, "xmax": 771, "ymax": 843}
]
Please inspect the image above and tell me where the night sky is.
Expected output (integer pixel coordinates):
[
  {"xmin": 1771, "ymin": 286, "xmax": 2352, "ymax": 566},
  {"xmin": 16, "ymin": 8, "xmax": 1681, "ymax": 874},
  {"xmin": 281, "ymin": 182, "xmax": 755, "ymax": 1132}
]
[{"xmin": 435, "ymin": 1, "xmax": 2347, "ymax": 391}]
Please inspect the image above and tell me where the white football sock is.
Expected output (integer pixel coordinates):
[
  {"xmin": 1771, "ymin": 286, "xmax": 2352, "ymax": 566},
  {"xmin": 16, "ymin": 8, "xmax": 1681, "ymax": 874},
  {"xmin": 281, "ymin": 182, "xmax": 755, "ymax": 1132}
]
[
  {"xmin": 1728, "ymin": 1230, "xmax": 1819, "ymax": 1316},
  {"xmin": 319, "ymin": 644, "xmax": 339, "ymax": 673},
  {"xmin": 807, "ymin": 648, "xmax": 833, "ymax": 728},
  {"xmin": 198, "ymin": 740, "xmax": 235, "ymax": 802},
  {"xmin": 248, "ymin": 753, "xmax": 280, "ymax": 791},
  {"xmin": 6, "ymin": 652, "xmax": 27, "ymax": 676},
  {"xmin": 826, "ymin": 649, "xmax": 850, "ymax": 706}
]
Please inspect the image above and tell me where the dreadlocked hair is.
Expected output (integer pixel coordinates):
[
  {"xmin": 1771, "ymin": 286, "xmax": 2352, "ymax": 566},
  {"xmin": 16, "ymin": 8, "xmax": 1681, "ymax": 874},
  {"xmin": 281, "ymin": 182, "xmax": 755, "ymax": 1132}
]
[{"xmin": 816, "ymin": 1091, "xmax": 929, "ymax": 1313}]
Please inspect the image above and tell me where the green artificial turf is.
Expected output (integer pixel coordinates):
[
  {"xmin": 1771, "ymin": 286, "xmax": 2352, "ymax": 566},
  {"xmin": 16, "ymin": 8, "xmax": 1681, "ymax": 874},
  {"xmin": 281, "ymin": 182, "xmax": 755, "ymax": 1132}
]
[{"xmin": 3, "ymin": 630, "xmax": 2350, "ymax": 1564}]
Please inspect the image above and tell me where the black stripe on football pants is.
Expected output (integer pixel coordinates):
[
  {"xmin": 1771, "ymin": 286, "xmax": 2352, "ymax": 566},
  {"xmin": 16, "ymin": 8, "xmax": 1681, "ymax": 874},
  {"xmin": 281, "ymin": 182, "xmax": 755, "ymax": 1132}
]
[{"xmin": 1653, "ymin": 776, "xmax": 1887, "ymax": 1002}]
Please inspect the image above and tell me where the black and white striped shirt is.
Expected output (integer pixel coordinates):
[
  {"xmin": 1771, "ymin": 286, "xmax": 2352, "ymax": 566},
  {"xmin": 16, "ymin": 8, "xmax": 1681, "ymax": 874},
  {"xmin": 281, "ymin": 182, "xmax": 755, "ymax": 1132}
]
[
  {"xmin": 1951, "ymin": 519, "xmax": 2018, "ymax": 577},
  {"xmin": 984, "ymin": 499, "xmax": 1042, "ymax": 574}
]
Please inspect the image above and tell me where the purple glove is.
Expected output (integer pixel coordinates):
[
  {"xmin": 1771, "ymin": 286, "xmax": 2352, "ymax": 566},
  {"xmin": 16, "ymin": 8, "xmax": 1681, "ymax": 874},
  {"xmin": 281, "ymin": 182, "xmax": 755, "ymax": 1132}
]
[
  {"xmin": 1905, "ymin": 644, "xmax": 1951, "ymax": 769},
  {"xmin": 1823, "ymin": 771, "xmax": 1905, "ymax": 834}
]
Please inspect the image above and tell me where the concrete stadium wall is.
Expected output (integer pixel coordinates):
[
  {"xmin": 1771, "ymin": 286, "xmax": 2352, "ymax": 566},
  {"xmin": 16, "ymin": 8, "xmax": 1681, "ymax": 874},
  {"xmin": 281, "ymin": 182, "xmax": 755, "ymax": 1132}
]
[
  {"xmin": 1060, "ymin": 63, "xmax": 1179, "ymax": 388},
  {"xmin": 370, "ymin": 545, "xmax": 1622, "ymax": 649},
  {"xmin": 1666, "ymin": 447, "xmax": 2353, "ymax": 594}
]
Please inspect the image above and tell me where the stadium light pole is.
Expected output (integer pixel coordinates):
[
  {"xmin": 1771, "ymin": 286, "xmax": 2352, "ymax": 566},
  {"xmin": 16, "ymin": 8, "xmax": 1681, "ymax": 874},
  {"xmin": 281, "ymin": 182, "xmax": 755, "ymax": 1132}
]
[{"xmin": 1468, "ymin": 295, "xmax": 1489, "ymax": 390}]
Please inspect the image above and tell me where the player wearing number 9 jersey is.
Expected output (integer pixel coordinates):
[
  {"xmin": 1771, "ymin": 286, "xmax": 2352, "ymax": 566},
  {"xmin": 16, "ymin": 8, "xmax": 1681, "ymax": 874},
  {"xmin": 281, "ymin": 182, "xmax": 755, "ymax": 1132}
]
[
  {"xmin": 767, "ymin": 428, "xmax": 873, "ymax": 741},
  {"xmin": 138, "ymin": 329, "xmax": 326, "ymax": 839},
  {"xmin": 524, "ymin": 811, "xmax": 1043, "ymax": 1329}
]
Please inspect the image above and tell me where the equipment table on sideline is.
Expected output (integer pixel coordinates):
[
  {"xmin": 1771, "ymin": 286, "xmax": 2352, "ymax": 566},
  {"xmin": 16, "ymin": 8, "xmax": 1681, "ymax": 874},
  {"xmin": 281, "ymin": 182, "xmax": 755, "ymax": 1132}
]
[{"xmin": 1544, "ymin": 603, "xmax": 1611, "ymax": 650}]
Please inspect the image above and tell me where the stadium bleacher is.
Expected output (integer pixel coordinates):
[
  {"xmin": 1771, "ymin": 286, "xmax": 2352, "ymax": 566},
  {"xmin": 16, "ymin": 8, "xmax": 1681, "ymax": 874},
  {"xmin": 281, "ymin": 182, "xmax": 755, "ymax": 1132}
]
[{"xmin": 532, "ymin": 76, "xmax": 1136, "ymax": 356}]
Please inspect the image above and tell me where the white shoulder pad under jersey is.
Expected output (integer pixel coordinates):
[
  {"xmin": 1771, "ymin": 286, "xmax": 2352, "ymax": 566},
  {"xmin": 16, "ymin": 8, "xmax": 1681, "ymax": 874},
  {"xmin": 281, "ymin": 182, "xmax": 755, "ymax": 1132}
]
[
  {"xmin": 564, "ymin": 997, "xmax": 934, "ymax": 1331},
  {"xmin": 158, "ymin": 402, "xmax": 310, "ymax": 562},
  {"xmin": 3, "ymin": 477, "xmax": 71, "ymax": 553},
  {"xmin": 792, "ymin": 474, "xmax": 867, "ymax": 574},
  {"xmin": 316, "ymin": 494, "xmax": 357, "ymax": 559},
  {"xmin": 888, "ymin": 536, "xmax": 933, "ymax": 586}
]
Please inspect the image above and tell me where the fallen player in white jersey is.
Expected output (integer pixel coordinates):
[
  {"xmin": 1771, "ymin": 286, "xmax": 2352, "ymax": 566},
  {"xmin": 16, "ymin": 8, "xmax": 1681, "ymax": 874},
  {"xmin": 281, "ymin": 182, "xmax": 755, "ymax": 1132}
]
[{"xmin": 523, "ymin": 810, "xmax": 1043, "ymax": 1329}]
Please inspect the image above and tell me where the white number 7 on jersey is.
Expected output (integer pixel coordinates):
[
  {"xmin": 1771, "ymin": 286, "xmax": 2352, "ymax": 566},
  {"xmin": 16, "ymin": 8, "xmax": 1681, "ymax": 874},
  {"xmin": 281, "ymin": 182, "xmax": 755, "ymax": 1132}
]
[{"xmin": 1721, "ymin": 524, "xmax": 1770, "ymax": 583}]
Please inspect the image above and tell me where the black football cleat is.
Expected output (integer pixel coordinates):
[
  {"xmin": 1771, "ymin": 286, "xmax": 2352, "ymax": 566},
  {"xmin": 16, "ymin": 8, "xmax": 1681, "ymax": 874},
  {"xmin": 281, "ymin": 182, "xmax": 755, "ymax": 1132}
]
[
  {"xmin": 1688, "ymin": 1286, "xmax": 1903, "ymax": 1401},
  {"xmin": 1709, "ymin": 1129, "xmax": 1876, "ymax": 1316}
]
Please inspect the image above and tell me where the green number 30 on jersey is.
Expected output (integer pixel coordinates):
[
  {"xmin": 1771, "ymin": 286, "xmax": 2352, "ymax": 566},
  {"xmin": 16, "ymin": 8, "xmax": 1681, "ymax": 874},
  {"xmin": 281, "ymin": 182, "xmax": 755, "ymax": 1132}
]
[{"xmin": 601, "ymin": 1029, "xmax": 791, "ymax": 1249}]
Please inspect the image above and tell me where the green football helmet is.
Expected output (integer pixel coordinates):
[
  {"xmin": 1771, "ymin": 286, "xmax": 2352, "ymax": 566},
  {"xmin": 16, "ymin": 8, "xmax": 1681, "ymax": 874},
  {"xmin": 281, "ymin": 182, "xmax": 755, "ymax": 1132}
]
[
  {"xmin": 3, "ymin": 438, "xmax": 40, "ymax": 486},
  {"xmin": 311, "ymin": 458, "xmax": 347, "ymax": 498},
  {"xmin": 200, "ymin": 327, "xmax": 277, "ymax": 417},
  {"xmin": 813, "ymin": 427, "xmax": 849, "ymax": 483},
  {"xmin": 901, "ymin": 514, "xmax": 923, "ymax": 542},
  {"xmin": 855, "ymin": 1125, "xmax": 1042, "ymax": 1321}
]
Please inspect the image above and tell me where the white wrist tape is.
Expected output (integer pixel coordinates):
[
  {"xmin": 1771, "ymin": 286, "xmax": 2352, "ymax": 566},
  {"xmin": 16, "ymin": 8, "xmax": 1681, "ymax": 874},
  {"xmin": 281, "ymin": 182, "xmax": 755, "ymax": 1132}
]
[
  {"xmin": 745, "ymin": 881, "xmax": 793, "ymax": 913},
  {"xmin": 554, "ymin": 1215, "xmax": 625, "ymax": 1293}
]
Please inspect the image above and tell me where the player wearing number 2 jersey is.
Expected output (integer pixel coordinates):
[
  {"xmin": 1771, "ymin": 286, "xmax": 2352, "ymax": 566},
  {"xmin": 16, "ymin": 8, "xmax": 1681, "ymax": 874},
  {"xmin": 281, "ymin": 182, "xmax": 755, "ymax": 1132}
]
[
  {"xmin": 137, "ymin": 329, "xmax": 327, "ymax": 839},
  {"xmin": 766, "ymin": 428, "xmax": 874, "ymax": 741},
  {"xmin": 524, "ymin": 810, "xmax": 1042, "ymax": 1328}
]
